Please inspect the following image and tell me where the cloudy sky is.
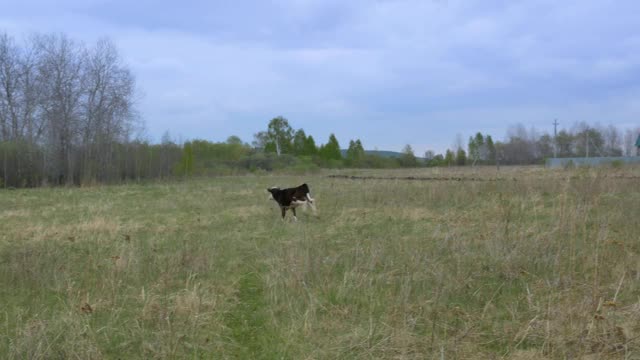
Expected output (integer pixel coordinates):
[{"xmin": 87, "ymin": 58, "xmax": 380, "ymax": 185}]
[{"xmin": 2, "ymin": 0, "xmax": 639, "ymax": 153}]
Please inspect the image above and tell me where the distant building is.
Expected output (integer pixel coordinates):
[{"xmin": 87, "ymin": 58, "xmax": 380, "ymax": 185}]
[
  {"xmin": 547, "ymin": 133, "xmax": 640, "ymax": 167},
  {"xmin": 546, "ymin": 156, "xmax": 640, "ymax": 168}
]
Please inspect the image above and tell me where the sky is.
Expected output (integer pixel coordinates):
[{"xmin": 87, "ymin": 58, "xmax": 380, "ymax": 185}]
[{"xmin": 1, "ymin": 0, "xmax": 639, "ymax": 154}]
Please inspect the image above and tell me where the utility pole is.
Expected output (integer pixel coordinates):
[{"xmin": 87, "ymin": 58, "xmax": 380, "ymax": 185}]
[{"xmin": 553, "ymin": 119, "xmax": 559, "ymax": 158}]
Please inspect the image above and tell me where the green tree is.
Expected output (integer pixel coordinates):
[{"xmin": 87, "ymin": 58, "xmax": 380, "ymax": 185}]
[
  {"xmin": 319, "ymin": 134, "xmax": 342, "ymax": 161},
  {"xmin": 444, "ymin": 149, "xmax": 455, "ymax": 166},
  {"xmin": 292, "ymin": 129, "xmax": 307, "ymax": 155},
  {"xmin": 345, "ymin": 140, "xmax": 356, "ymax": 165},
  {"xmin": 179, "ymin": 142, "xmax": 194, "ymax": 176},
  {"xmin": 555, "ymin": 130, "xmax": 573, "ymax": 157},
  {"xmin": 468, "ymin": 132, "xmax": 486, "ymax": 164},
  {"xmin": 399, "ymin": 144, "xmax": 418, "ymax": 167},
  {"xmin": 226, "ymin": 135, "xmax": 243, "ymax": 145},
  {"xmin": 475, "ymin": 132, "xmax": 485, "ymax": 161},
  {"xmin": 424, "ymin": 150, "xmax": 435, "ymax": 161},
  {"xmin": 456, "ymin": 148, "xmax": 467, "ymax": 166},
  {"xmin": 468, "ymin": 136, "xmax": 478, "ymax": 162},
  {"xmin": 252, "ymin": 131, "xmax": 268, "ymax": 150},
  {"xmin": 536, "ymin": 134, "xmax": 554, "ymax": 160},
  {"xmin": 486, "ymin": 135, "xmax": 496, "ymax": 164},
  {"xmin": 262, "ymin": 116, "xmax": 294, "ymax": 155},
  {"xmin": 346, "ymin": 138, "xmax": 365, "ymax": 166},
  {"xmin": 303, "ymin": 135, "xmax": 318, "ymax": 156},
  {"xmin": 428, "ymin": 154, "xmax": 444, "ymax": 167}
]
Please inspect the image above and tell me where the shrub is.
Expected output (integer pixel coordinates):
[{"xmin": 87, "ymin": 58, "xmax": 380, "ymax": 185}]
[{"xmin": 610, "ymin": 160, "xmax": 624, "ymax": 168}]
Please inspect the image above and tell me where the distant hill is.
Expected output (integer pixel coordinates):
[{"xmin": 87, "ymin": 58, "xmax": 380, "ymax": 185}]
[{"xmin": 340, "ymin": 149, "xmax": 424, "ymax": 159}]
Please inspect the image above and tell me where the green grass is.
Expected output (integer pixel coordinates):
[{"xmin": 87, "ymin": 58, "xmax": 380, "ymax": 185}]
[{"xmin": 1, "ymin": 166, "xmax": 640, "ymax": 359}]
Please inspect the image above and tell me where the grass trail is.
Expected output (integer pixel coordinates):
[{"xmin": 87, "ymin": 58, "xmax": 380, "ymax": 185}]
[{"xmin": 225, "ymin": 269, "xmax": 280, "ymax": 359}]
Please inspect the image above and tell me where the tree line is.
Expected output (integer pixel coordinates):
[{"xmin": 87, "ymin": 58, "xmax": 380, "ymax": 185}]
[
  {"xmin": 2, "ymin": 32, "xmax": 639, "ymax": 188},
  {"xmin": 252, "ymin": 117, "xmax": 640, "ymax": 169},
  {"xmin": 0, "ymin": 32, "xmax": 140, "ymax": 187},
  {"xmin": 251, "ymin": 116, "xmax": 425, "ymax": 168},
  {"xmin": 428, "ymin": 123, "xmax": 640, "ymax": 167},
  {"xmin": 172, "ymin": 116, "xmax": 412, "ymax": 178}
]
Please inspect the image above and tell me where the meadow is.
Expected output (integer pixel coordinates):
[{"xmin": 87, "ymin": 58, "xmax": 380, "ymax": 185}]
[{"xmin": 1, "ymin": 166, "xmax": 639, "ymax": 359}]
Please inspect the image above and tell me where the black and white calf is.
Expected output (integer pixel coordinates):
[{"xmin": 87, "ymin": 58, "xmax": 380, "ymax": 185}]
[{"xmin": 267, "ymin": 183, "xmax": 316, "ymax": 221}]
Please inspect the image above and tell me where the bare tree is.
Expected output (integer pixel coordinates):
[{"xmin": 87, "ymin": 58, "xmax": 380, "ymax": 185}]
[
  {"xmin": 502, "ymin": 124, "xmax": 535, "ymax": 164},
  {"xmin": 602, "ymin": 124, "xmax": 622, "ymax": 156},
  {"xmin": 0, "ymin": 32, "xmax": 20, "ymax": 141},
  {"xmin": 0, "ymin": 33, "xmax": 46, "ymax": 186},
  {"xmin": 33, "ymin": 33, "xmax": 85, "ymax": 184},
  {"xmin": 0, "ymin": 32, "xmax": 142, "ymax": 186},
  {"xmin": 80, "ymin": 37, "xmax": 137, "ymax": 182},
  {"xmin": 0, "ymin": 32, "xmax": 18, "ymax": 186}
]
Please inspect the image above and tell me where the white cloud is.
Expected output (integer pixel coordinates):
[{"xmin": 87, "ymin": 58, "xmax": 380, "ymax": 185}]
[{"xmin": 1, "ymin": 0, "xmax": 639, "ymax": 148}]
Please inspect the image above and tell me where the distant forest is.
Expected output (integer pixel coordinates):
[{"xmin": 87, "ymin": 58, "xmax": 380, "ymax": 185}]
[{"xmin": 1, "ymin": 32, "xmax": 639, "ymax": 188}]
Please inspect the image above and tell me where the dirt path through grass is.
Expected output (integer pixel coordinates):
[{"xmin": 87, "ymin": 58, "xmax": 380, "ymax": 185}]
[
  {"xmin": 222, "ymin": 221, "xmax": 290, "ymax": 360},
  {"xmin": 224, "ymin": 268, "xmax": 279, "ymax": 359}
]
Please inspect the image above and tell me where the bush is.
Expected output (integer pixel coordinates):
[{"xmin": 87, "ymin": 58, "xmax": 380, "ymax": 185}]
[
  {"xmin": 610, "ymin": 160, "xmax": 624, "ymax": 169},
  {"xmin": 239, "ymin": 153, "xmax": 298, "ymax": 172}
]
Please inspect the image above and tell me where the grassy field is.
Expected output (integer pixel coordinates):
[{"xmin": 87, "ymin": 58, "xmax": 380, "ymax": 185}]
[{"xmin": 1, "ymin": 166, "xmax": 640, "ymax": 359}]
